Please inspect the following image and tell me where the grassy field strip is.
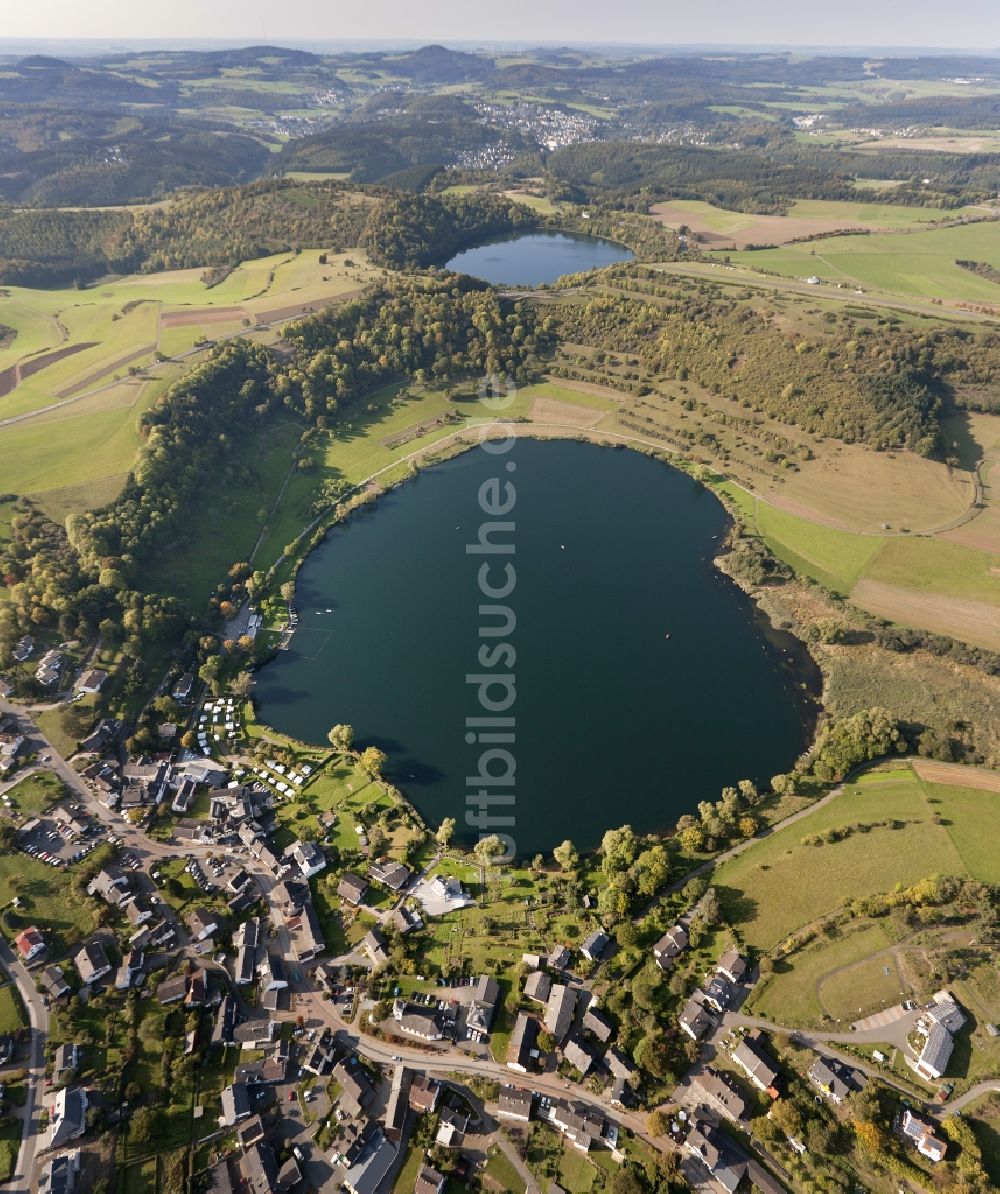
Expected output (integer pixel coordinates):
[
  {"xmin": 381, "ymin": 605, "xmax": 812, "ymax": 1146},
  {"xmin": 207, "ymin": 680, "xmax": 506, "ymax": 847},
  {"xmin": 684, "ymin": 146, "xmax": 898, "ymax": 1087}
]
[{"xmin": 850, "ymin": 578, "xmax": 1000, "ymax": 653}]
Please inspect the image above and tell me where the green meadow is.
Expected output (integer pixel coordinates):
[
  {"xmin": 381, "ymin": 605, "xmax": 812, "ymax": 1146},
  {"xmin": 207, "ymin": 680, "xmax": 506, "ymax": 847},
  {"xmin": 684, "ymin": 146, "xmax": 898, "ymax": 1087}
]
[
  {"xmin": 713, "ymin": 767, "xmax": 981, "ymax": 951},
  {"xmin": 717, "ymin": 481, "xmax": 885, "ymax": 592},
  {"xmin": 727, "ymin": 220, "xmax": 1000, "ymax": 302}
]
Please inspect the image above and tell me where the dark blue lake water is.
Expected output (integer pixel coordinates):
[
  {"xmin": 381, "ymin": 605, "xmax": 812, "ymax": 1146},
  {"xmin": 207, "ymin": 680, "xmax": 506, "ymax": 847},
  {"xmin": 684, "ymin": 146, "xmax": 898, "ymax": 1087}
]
[
  {"xmin": 256, "ymin": 440, "xmax": 812, "ymax": 854},
  {"xmin": 445, "ymin": 231, "xmax": 633, "ymax": 286}
]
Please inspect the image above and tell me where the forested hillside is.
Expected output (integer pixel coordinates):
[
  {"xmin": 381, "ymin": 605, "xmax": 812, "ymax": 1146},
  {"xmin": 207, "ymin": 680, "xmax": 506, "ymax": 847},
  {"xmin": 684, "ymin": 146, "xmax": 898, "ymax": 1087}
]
[
  {"xmin": 0, "ymin": 180, "xmax": 373, "ymax": 285},
  {"xmin": 548, "ymin": 139, "xmax": 1000, "ymax": 211},
  {"xmin": 550, "ymin": 268, "xmax": 1000, "ymax": 453}
]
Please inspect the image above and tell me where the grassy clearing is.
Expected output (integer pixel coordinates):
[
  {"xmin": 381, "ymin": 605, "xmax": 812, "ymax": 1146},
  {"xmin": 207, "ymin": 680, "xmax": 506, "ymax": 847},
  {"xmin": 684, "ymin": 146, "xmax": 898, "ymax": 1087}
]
[
  {"xmin": 749, "ymin": 922, "xmax": 895, "ymax": 1025},
  {"xmin": 0, "ymin": 983, "xmax": 26, "ymax": 1033},
  {"xmin": 143, "ymin": 417, "xmax": 305, "ymax": 608},
  {"xmin": 713, "ymin": 767, "xmax": 969, "ymax": 950},
  {"xmin": 483, "ymin": 1145, "xmax": 527, "ymax": 1194},
  {"xmin": 969, "ymin": 1094, "xmax": 1000, "ymax": 1185},
  {"xmin": 0, "ymin": 1118, "xmax": 18, "ymax": 1184},
  {"xmin": 0, "ymin": 250, "xmax": 374, "ymax": 523},
  {"xmin": 0, "ymin": 850, "xmax": 97, "ymax": 950},
  {"xmin": 864, "ymin": 537, "xmax": 999, "ymax": 606},
  {"xmin": 930, "ymin": 782, "xmax": 1000, "ymax": 884},
  {"xmin": 3, "ymin": 771, "xmax": 65, "ymax": 816}
]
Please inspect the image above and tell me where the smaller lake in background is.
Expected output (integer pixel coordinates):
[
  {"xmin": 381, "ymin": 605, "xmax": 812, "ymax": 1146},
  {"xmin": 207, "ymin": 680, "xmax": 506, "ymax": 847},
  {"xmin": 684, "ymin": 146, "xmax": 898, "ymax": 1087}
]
[{"xmin": 445, "ymin": 231, "xmax": 633, "ymax": 286}]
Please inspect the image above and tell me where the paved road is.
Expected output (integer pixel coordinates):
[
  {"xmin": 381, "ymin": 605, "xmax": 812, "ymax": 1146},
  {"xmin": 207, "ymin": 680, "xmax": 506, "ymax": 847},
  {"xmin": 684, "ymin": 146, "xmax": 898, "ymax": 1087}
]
[{"xmin": 0, "ymin": 942, "xmax": 49, "ymax": 1194}]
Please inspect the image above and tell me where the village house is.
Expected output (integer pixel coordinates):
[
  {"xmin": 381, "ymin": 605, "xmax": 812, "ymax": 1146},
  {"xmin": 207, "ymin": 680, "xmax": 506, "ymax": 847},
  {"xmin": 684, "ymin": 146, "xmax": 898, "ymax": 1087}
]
[
  {"xmin": 390, "ymin": 904, "xmax": 422, "ymax": 934},
  {"xmin": 343, "ymin": 1127, "xmax": 397, "ymax": 1194},
  {"xmin": 914, "ymin": 1025, "xmax": 956, "ymax": 1082},
  {"xmin": 38, "ymin": 1151, "xmax": 79, "ymax": 1194},
  {"xmin": 337, "ymin": 872, "xmax": 368, "ymax": 906},
  {"xmin": 507, "ymin": 1013, "xmax": 539, "ymax": 1072},
  {"xmin": 14, "ymin": 926, "xmax": 46, "ymax": 963},
  {"xmin": 544, "ymin": 983, "xmax": 579, "ymax": 1043},
  {"xmin": 392, "ymin": 999, "xmax": 445, "ymax": 1041},
  {"xmin": 383, "ymin": 1066, "xmax": 412, "ymax": 1144},
  {"xmin": 465, "ymin": 973, "xmax": 500, "ymax": 1039},
  {"xmin": 284, "ymin": 839, "xmax": 326, "ymax": 879},
  {"xmin": 368, "ymin": 858, "xmax": 412, "ymax": 893},
  {"xmin": 580, "ymin": 928, "xmax": 609, "ymax": 962},
  {"xmin": 547, "ymin": 944, "xmax": 571, "ymax": 971},
  {"xmin": 690, "ymin": 1069, "xmax": 748, "ymax": 1121},
  {"xmin": 653, "ymin": 923, "xmax": 688, "ymax": 970},
  {"xmin": 221, "ymin": 1082, "xmax": 251, "ymax": 1126},
  {"xmin": 189, "ymin": 906, "xmax": 221, "ymax": 942},
  {"xmin": 12, "ymin": 635, "xmax": 34, "ymax": 662},
  {"xmin": 332, "ymin": 1058, "xmax": 376, "ymax": 1119},
  {"xmin": 53, "ymin": 1042, "xmax": 79, "ymax": 1084},
  {"xmin": 212, "ymin": 996, "xmax": 237, "ymax": 1049},
  {"xmin": 732, "ymin": 1031, "xmax": 781, "ymax": 1097},
  {"xmin": 234, "ymin": 1018, "xmax": 278, "ymax": 1050},
  {"xmin": 582, "ymin": 1005, "xmax": 613, "ymax": 1045},
  {"xmin": 702, "ymin": 975, "xmax": 736, "ymax": 1014},
  {"xmin": 523, "ymin": 970, "xmax": 551, "ymax": 1004},
  {"xmin": 901, "ymin": 1109, "xmax": 948, "ymax": 1162},
  {"xmin": 497, "ymin": 1085, "xmax": 535, "ymax": 1122},
  {"xmin": 414, "ymin": 1165, "xmax": 446, "ymax": 1194},
  {"xmin": 435, "ymin": 1105, "xmax": 467, "ymax": 1148},
  {"xmin": 76, "ymin": 668, "xmax": 107, "ymax": 695},
  {"xmin": 563, "ymin": 1036, "xmax": 595, "ymax": 1077},
  {"xmin": 683, "ymin": 1114, "xmax": 753, "ymax": 1191},
  {"xmin": 679, "ymin": 991, "xmax": 714, "ymax": 1041},
  {"xmin": 544, "ymin": 1100, "xmax": 617, "ymax": 1153},
  {"xmin": 156, "ymin": 973, "xmax": 191, "ymax": 1005},
  {"xmin": 74, "ymin": 940, "xmax": 111, "ymax": 986},
  {"xmin": 114, "ymin": 950, "xmax": 144, "ymax": 992},
  {"xmin": 717, "ymin": 948, "xmax": 748, "ymax": 984},
  {"xmin": 44, "ymin": 1086, "xmax": 87, "ymax": 1151},
  {"xmin": 361, "ymin": 927, "xmax": 390, "ymax": 969},
  {"xmin": 40, "ymin": 965, "xmax": 70, "ymax": 1001},
  {"xmin": 408, "ymin": 1073, "xmax": 440, "ymax": 1114},
  {"xmin": 809, "ymin": 1056, "xmax": 863, "ymax": 1105}
]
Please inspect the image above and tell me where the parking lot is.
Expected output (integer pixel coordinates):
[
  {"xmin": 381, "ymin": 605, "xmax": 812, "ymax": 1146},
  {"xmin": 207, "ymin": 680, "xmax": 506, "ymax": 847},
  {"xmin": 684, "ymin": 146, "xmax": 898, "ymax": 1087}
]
[{"xmin": 17, "ymin": 812, "xmax": 99, "ymax": 867}]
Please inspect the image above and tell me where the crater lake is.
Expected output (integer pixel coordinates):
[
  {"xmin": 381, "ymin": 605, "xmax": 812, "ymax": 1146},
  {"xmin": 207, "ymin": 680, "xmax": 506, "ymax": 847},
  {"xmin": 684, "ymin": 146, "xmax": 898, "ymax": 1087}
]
[
  {"xmin": 444, "ymin": 230, "xmax": 633, "ymax": 286},
  {"xmin": 255, "ymin": 439, "xmax": 814, "ymax": 854}
]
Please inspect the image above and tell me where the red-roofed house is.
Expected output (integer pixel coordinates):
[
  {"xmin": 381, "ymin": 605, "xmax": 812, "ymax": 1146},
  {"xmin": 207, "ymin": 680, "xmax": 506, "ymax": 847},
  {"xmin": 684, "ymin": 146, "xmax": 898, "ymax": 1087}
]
[{"xmin": 15, "ymin": 926, "xmax": 46, "ymax": 962}]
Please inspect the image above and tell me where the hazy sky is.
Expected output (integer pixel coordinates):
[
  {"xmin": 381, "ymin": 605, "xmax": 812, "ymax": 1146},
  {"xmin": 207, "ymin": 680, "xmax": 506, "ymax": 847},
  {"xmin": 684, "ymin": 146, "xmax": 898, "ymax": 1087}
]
[{"xmin": 4, "ymin": 0, "xmax": 999, "ymax": 49}]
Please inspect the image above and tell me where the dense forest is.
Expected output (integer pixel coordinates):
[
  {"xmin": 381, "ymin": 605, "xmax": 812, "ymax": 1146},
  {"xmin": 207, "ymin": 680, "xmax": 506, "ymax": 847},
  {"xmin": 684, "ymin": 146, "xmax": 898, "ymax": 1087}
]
[
  {"xmin": 363, "ymin": 191, "xmax": 540, "ymax": 269},
  {"xmin": 0, "ymin": 180, "xmax": 374, "ymax": 285},
  {"xmin": 281, "ymin": 115, "xmax": 533, "ymax": 183}
]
